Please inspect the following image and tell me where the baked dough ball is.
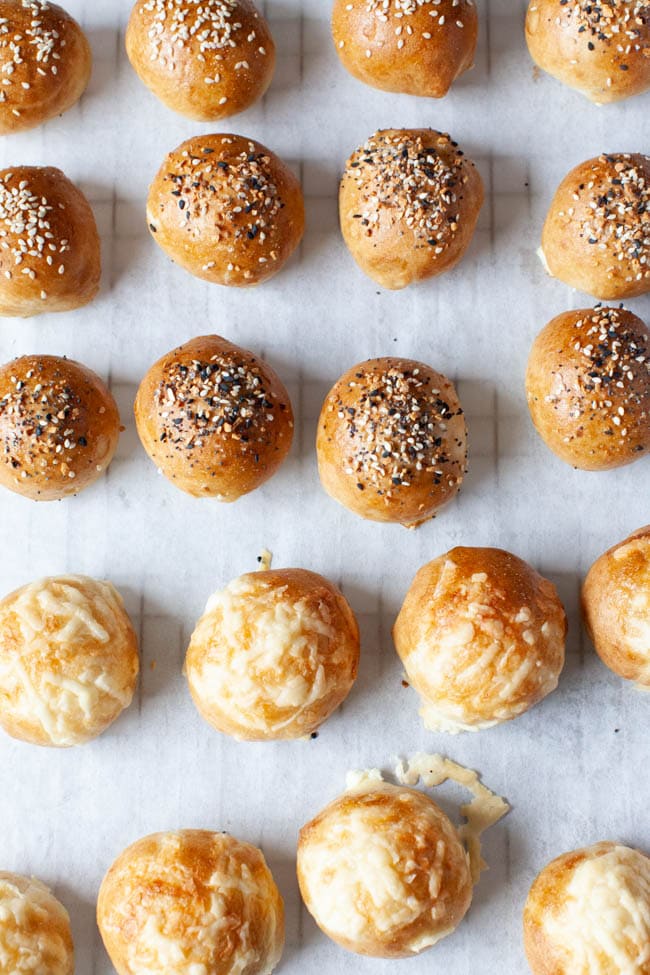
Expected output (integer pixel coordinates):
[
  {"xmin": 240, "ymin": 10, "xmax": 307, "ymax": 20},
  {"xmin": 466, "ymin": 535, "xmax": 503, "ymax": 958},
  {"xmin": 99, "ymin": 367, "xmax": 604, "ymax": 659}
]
[
  {"xmin": 332, "ymin": 0, "xmax": 478, "ymax": 98},
  {"xmin": 147, "ymin": 133, "xmax": 305, "ymax": 287},
  {"xmin": 524, "ymin": 842, "xmax": 650, "ymax": 975},
  {"xmin": 582, "ymin": 526, "xmax": 650, "ymax": 688},
  {"xmin": 526, "ymin": 306, "xmax": 650, "ymax": 471},
  {"xmin": 0, "ymin": 575, "xmax": 139, "ymax": 747},
  {"xmin": 316, "ymin": 357, "xmax": 467, "ymax": 528},
  {"xmin": 97, "ymin": 830, "xmax": 284, "ymax": 975},
  {"xmin": 393, "ymin": 547, "xmax": 567, "ymax": 732},
  {"xmin": 0, "ymin": 0, "xmax": 91, "ymax": 134},
  {"xmin": 126, "ymin": 0, "xmax": 275, "ymax": 121},
  {"xmin": 541, "ymin": 153, "xmax": 650, "ymax": 300},
  {"xmin": 340, "ymin": 129, "xmax": 483, "ymax": 290},
  {"xmin": 0, "ymin": 166, "xmax": 100, "ymax": 317},
  {"xmin": 185, "ymin": 567, "xmax": 360, "ymax": 740},
  {"xmin": 0, "ymin": 871, "xmax": 74, "ymax": 974},
  {"xmin": 0, "ymin": 354, "xmax": 120, "ymax": 501},
  {"xmin": 135, "ymin": 335, "xmax": 293, "ymax": 500},
  {"xmin": 297, "ymin": 778, "xmax": 473, "ymax": 958},
  {"xmin": 526, "ymin": 0, "xmax": 650, "ymax": 104}
]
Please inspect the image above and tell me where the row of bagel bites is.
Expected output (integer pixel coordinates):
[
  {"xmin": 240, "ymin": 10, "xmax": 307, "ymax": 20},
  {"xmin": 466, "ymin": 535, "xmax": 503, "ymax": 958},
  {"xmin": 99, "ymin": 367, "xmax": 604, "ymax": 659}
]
[
  {"xmin": 4, "ymin": 794, "xmax": 650, "ymax": 972},
  {"xmin": 0, "ymin": 309, "xmax": 647, "ymax": 509},
  {"xmin": 0, "ymin": 525, "xmax": 647, "ymax": 750}
]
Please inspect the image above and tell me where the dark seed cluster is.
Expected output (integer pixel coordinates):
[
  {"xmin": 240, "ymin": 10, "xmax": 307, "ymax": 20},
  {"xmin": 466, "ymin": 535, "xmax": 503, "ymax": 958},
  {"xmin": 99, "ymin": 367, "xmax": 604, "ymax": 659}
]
[
  {"xmin": 154, "ymin": 352, "xmax": 281, "ymax": 457},
  {"xmin": 328, "ymin": 365, "xmax": 465, "ymax": 497},
  {"xmin": 342, "ymin": 130, "xmax": 471, "ymax": 255}
]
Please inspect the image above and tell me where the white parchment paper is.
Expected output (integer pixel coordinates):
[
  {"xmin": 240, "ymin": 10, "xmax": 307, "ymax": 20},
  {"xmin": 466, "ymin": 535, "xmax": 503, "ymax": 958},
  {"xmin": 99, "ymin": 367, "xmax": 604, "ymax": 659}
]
[{"xmin": 0, "ymin": 1, "xmax": 648, "ymax": 972}]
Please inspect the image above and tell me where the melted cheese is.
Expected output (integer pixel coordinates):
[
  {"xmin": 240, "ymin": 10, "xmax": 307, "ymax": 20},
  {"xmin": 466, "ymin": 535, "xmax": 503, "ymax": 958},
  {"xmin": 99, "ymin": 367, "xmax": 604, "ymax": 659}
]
[
  {"xmin": 396, "ymin": 754, "xmax": 509, "ymax": 884},
  {"xmin": 188, "ymin": 576, "xmax": 341, "ymax": 734},
  {"xmin": 544, "ymin": 847, "xmax": 650, "ymax": 974},
  {"xmin": 0, "ymin": 873, "xmax": 72, "ymax": 974},
  {"xmin": 0, "ymin": 576, "xmax": 137, "ymax": 745}
]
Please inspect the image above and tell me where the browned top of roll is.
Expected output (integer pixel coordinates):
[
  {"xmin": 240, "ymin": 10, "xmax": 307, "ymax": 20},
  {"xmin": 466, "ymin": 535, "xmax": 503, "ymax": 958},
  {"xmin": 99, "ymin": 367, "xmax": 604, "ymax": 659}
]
[
  {"xmin": 0, "ymin": 0, "xmax": 91, "ymax": 134},
  {"xmin": 126, "ymin": 0, "xmax": 275, "ymax": 121},
  {"xmin": 541, "ymin": 153, "xmax": 650, "ymax": 300},
  {"xmin": 0, "ymin": 166, "xmax": 100, "ymax": 317},
  {"xmin": 135, "ymin": 334, "xmax": 294, "ymax": 500},
  {"xmin": 0, "ymin": 355, "xmax": 120, "ymax": 501},
  {"xmin": 526, "ymin": 306, "xmax": 650, "ymax": 470},
  {"xmin": 147, "ymin": 133, "xmax": 305, "ymax": 287}
]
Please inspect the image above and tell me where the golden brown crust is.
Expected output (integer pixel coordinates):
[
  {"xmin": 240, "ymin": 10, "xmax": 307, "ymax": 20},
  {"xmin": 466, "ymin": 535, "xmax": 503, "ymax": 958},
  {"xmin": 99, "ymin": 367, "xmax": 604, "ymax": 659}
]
[
  {"xmin": 185, "ymin": 567, "xmax": 360, "ymax": 741},
  {"xmin": 126, "ymin": 0, "xmax": 275, "ymax": 121},
  {"xmin": 393, "ymin": 547, "xmax": 567, "ymax": 732},
  {"xmin": 316, "ymin": 357, "xmax": 467, "ymax": 527},
  {"xmin": 0, "ymin": 871, "xmax": 74, "ymax": 974},
  {"xmin": 97, "ymin": 830, "xmax": 285, "ymax": 975},
  {"xmin": 523, "ymin": 842, "xmax": 650, "ymax": 975},
  {"xmin": 331, "ymin": 0, "xmax": 478, "ymax": 98},
  {"xmin": 339, "ymin": 129, "xmax": 483, "ymax": 290},
  {"xmin": 297, "ymin": 781, "xmax": 473, "ymax": 959},
  {"xmin": 541, "ymin": 153, "xmax": 650, "ymax": 300},
  {"xmin": 147, "ymin": 133, "xmax": 305, "ymax": 287},
  {"xmin": 0, "ymin": 575, "xmax": 139, "ymax": 747},
  {"xmin": 0, "ymin": 0, "xmax": 91, "ymax": 134},
  {"xmin": 0, "ymin": 355, "xmax": 120, "ymax": 501},
  {"xmin": 582, "ymin": 526, "xmax": 650, "ymax": 687},
  {"xmin": 0, "ymin": 166, "xmax": 100, "ymax": 317},
  {"xmin": 135, "ymin": 335, "xmax": 294, "ymax": 500},
  {"xmin": 526, "ymin": 307, "xmax": 650, "ymax": 471},
  {"xmin": 526, "ymin": 0, "xmax": 650, "ymax": 104}
]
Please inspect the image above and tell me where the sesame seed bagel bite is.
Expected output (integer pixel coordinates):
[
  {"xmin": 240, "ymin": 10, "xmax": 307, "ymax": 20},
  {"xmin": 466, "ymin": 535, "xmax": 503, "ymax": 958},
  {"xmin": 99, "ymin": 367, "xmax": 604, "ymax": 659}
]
[
  {"xmin": 526, "ymin": 307, "xmax": 650, "ymax": 470},
  {"xmin": 523, "ymin": 842, "xmax": 650, "ymax": 975},
  {"xmin": 0, "ymin": 872, "xmax": 74, "ymax": 974},
  {"xmin": 526, "ymin": 0, "xmax": 650, "ymax": 104},
  {"xmin": 339, "ymin": 129, "xmax": 483, "ymax": 290},
  {"xmin": 582, "ymin": 526, "xmax": 650, "ymax": 688},
  {"xmin": 98, "ymin": 830, "xmax": 284, "ymax": 975},
  {"xmin": 393, "ymin": 548, "xmax": 567, "ymax": 733},
  {"xmin": 185, "ymin": 567, "xmax": 360, "ymax": 741},
  {"xmin": 541, "ymin": 153, "xmax": 650, "ymax": 300},
  {"xmin": 147, "ymin": 133, "xmax": 305, "ymax": 287},
  {"xmin": 135, "ymin": 335, "xmax": 294, "ymax": 500},
  {"xmin": 316, "ymin": 357, "xmax": 467, "ymax": 527},
  {"xmin": 332, "ymin": 0, "xmax": 478, "ymax": 98},
  {"xmin": 126, "ymin": 0, "xmax": 275, "ymax": 122},
  {"xmin": 0, "ymin": 355, "xmax": 120, "ymax": 501},
  {"xmin": 0, "ymin": 0, "xmax": 91, "ymax": 134},
  {"xmin": 0, "ymin": 166, "xmax": 100, "ymax": 317}
]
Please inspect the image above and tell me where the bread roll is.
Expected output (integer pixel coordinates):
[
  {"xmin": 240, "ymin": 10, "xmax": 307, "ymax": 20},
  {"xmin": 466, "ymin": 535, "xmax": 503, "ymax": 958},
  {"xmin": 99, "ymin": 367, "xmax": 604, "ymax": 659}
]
[
  {"xmin": 135, "ymin": 334, "xmax": 294, "ymax": 500},
  {"xmin": 339, "ymin": 129, "xmax": 483, "ymax": 289},
  {"xmin": 147, "ymin": 133, "xmax": 304, "ymax": 287},
  {"xmin": 0, "ymin": 354, "xmax": 120, "ymax": 501},
  {"xmin": 332, "ymin": 0, "xmax": 478, "ymax": 98},
  {"xmin": 541, "ymin": 153, "xmax": 650, "ymax": 300},
  {"xmin": 526, "ymin": 0, "xmax": 650, "ymax": 104},
  {"xmin": 524, "ymin": 842, "xmax": 650, "ymax": 975},
  {"xmin": 0, "ymin": 166, "xmax": 100, "ymax": 317},
  {"xmin": 582, "ymin": 526, "xmax": 650, "ymax": 688},
  {"xmin": 0, "ymin": 0, "xmax": 91, "ymax": 134},
  {"xmin": 97, "ymin": 830, "xmax": 284, "ymax": 975},
  {"xmin": 526, "ymin": 306, "xmax": 650, "ymax": 471},
  {"xmin": 316, "ymin": 357, "xmax": 467, "ymax": 527},
  {"xmin": 297, "ymin": 777, "xmax": 473, "ymax": 958},
  {"xmin": 0, "ymin": 871, "xmax": 74, "ymax": 974},
  {"xmin": 393, "ymin": 547, "xmax": 567, "ymax": 732},
  {"xmin": 0, "ymin": 575, "xmax": 139, "ymax": 747},
  {"xmin": 186, "ymin": 567, "xmax": 360, "ymax": 741},
  {"xmin": 126, "ymin": 0, "xmax": 275, "ymax": 121}
]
